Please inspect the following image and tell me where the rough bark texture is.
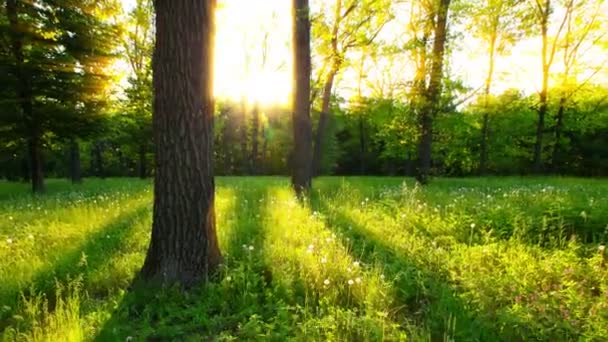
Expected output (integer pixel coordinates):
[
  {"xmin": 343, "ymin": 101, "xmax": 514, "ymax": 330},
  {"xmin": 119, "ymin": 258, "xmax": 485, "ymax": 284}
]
[
  {"xmin": 140, "ymin": 0, "xmax": 221, "ymax": 286},
  {"xmin": 415, "ymin": 0, "xmax": 450, "ymax": 184},
  {"xmin": 7, "ymin": 0, "xmax": 45, "ymax": 193},
  {"xmin": 69, "ymin": 139, "xmax": 82, "ymax": 184},
  {"xmin": 292, "ymin": 0, "xmax": 313, "ymax": 196}
]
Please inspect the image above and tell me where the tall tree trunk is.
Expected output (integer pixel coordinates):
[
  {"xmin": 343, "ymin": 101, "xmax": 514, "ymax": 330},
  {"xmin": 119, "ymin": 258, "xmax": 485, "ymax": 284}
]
[
  {"xmin": 69, "ymin": 139, "xmax": 82, "ymax": 184},
  {"xmin": 312, "ymin": 0, "xmax": 342, "ymax": 177},
  {"xmin": 27, "ymin": 134, "xmax": 44, "ymax": 193},
  {"xmin": 7, "ymin": 0, "xmax": 45, "ymax": 193},
  {"xmin": 92, "ymin": 141, "xmax": 105, "ymax": 178},
  {"xmin": 479, "ymin": 33, "xmax": 497, "ymax": 175},
  {"xmin": 533, "ymin": 2, "xmax": 551, "ymax": 174},
  {"xmin": 415, "ymin": 0, "xmax": 451, "ymax": 184},
  {"xmin": 312, "ymin": 64, "xmax": 338, "ymax": 176},
  {"xmin": 250, "ymin": 103, "xmax": 260, "ymax": 174},
  {"xmin": 138, "ymin": 143, "xmax": 147, "ymax": 178},
  {"xmin": 140, "ymin": 0, "xmax": 221, "ymax": 286},
  {"xmin": 291, "ymin": 0, "xmax": 313, "ymax": 196},
  {"xmin": 552, "ymin": 96, "xmax": 566, "ymax": 172}
]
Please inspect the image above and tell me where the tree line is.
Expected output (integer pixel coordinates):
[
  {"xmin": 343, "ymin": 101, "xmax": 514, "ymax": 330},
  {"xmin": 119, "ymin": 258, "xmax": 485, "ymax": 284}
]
[{"xmin": 1, "ymin": 0, "xmax": 607, "ymax": 194}]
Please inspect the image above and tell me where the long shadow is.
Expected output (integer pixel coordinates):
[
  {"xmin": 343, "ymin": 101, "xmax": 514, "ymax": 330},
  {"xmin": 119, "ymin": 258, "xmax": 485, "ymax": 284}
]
[
  {"xmin": 1, "ymin": 203, "xmax": 151, "ymax": 334},
  {"xmin": 311, "ymin": 193, "xmax": 499, "ymax": 341},
  {"xmin": 94, "ymin": 181, "xmax": 292, "ymax": 341}
]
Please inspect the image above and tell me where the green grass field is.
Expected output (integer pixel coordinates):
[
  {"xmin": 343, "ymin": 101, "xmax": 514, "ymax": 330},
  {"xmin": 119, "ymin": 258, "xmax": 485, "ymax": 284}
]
[{"xmin": 1, "ymin": 177, "xmax": 607, "ymax": 341}]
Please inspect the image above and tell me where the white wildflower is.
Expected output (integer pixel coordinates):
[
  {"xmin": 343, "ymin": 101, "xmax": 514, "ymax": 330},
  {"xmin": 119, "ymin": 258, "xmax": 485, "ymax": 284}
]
[
  {"xmin": 348, "ymin": 279, "xmax": 354, "ymax": 286},
  {"xmin": 353, "ymin": 261, "xmax": 360, "ymax": 267},
  {"xmin": 470, "ymin": 223, "xmax": 476, "ymax": 229},
  {"xmin": 6, "ymin": 238, "xmax": 12, "ymax": 244},
  {"xmin": 324, "ymin": 279, "xmax": 330, "ymax": 285},
  {"xmin": 248, "ymin": 245, "xmax": 254, "ymax": 251},
  {"xmin": 355, "ymin": 277, "xmax": 362, "ymax": 284}
]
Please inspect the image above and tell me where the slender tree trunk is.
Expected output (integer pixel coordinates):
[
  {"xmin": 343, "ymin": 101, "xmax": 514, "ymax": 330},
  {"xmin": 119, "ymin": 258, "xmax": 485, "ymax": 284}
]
[
  {"xmin": 93, "ymin": 141, "xmax": 105, "ymax": 178},
  {"xmin": 291, "ymin": 0, "xmax": 313, "ymax": 196},
  {"xmin": 239, "ymin": 98, "xmax": 248, "ymax": 174},
  {"xmin": 69, "ymin": 139, "xmax": 82, "ymax": 184},
  {"xmin": 415, "ymin": 0, "xmax": 451, "ymax": 184},
  {"xmin": 312, "ymin": 0, "xmax": 342, "ymax": 177},
  {"xmin": 140, "ymin": 0, "xmax": 221, "ymax": 286},
  {"xmin": 250, "ymin": 103, "xmax": 260, "ymax": 174},
  {"xmin": 27, "ymin": 134, "xmax": 44, "ymax": 193},
  {"xmin": 552, "ymin": 96, "xmax": 566, "ymax": 172},
  {"xmin": 138, "ymin": 143, "xmax": 147, "ymax": 178},
  {"xmin": 312, "ymin": 65, "xmax": 338, "ymax": 176},
  {"xmin": 7, "ymin": 0, "xmax": 45, "ymax": 193},
  {"xmin": 479, "ymin": 34, "xmax": 497, "ymax": 175},
  {"xmin": 533, "ymin": 4, "xmax": 550, "ymax": 174},
  {"xmin": 359, "ymin": 114, "xmax": 366, "ymax": 175}
]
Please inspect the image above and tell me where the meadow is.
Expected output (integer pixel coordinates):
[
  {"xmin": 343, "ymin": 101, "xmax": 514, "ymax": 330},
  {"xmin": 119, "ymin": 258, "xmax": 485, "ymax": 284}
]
[{"xmin": 0, "ymin": 177, "xmax": 607, "ymax": 341}]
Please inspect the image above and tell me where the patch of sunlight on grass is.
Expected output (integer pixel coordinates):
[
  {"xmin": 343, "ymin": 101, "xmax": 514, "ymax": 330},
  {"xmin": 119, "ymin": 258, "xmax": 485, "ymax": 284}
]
[{"xmin": 263, "ymin": 186, "xmax": 411, "ymax": 340}]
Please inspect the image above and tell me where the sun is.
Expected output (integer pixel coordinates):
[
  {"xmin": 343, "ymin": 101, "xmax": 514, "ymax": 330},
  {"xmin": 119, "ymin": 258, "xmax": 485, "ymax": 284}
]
[{"xmin": 214, "ymin": 0, "xmax": 292, "ymax": 106}]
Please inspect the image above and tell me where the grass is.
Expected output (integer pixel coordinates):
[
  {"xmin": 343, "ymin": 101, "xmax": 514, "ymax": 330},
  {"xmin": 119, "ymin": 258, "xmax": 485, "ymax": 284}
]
[{"xmin": 1, "ymin": 176, "xmax": 607, "ymax": 341}]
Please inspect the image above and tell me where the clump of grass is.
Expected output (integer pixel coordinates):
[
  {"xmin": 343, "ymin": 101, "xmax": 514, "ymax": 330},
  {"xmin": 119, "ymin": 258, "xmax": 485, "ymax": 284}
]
[{"xmin": 1, "ymin": 177, "xmax": 607, "ymax": 341}]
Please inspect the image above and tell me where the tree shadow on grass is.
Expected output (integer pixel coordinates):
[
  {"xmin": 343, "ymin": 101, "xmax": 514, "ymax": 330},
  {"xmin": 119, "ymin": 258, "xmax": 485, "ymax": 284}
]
[
  {"xmin": 1, "ymin": 203, "xmax": 151, "ymax": 334},
  {"xmin": 94, "ymin": 181, "xmax": 299, "ymax": 341},
  {"xmin": 311, "ymin": 193, "xmax": 500, "ymax": 341}
]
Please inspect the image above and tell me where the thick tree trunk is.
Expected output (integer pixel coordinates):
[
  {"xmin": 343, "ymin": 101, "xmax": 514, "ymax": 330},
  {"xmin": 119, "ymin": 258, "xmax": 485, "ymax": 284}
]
[
  {"xmin": 415, "ymin": 0, "xmax": 451, "ymax": 184},
  {"xmin": 69, "ymin": 139, "xmax": 82, "ymax": 184},
  {"xmin": 250, "ymin": 103, "xmax": 260, "ymax": 174},
  {"xmin": 7, "ymin": 0, "xmax": 45, "ymax": 193},
  {"xmin": 140, "ymin": 0, "xmax": 221, "ymax": 286},
  {"xmin": 138, "ymin": 144, "xmax": 147, "ymax": 178},
  {"xmin": 291, "ymin": 0, "xmax": 313, "ymax": 196}
]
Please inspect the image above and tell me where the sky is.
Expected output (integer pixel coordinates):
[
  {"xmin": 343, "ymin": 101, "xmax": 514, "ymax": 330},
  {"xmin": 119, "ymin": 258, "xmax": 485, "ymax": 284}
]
[{"xmin": 121, "ymin": 0, "xmax": 608, "ymax": 106}]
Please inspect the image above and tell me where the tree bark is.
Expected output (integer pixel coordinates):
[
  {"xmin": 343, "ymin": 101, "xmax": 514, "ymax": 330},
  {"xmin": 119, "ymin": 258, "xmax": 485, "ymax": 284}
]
[
  {"xmin": 291, "ymin": 0, "xmax": 313, "ymax": 196},
  {"xmin": 415, "ymin": 0, "xmax": 451, "ymax": 184},
  {"xmin": 69, "ymin": 139, "xmax": 82, "ymax": 184},
  {"xmin": 140, "ymin": 0, "xmax": 221, "ymax": 286},
  {"xmin": 7, "ymin": 0, "xmax": 45, "ymax": 193},
  {"xmin": 92, "ymin": 140, "xmax": 105, "ymax": 178}
]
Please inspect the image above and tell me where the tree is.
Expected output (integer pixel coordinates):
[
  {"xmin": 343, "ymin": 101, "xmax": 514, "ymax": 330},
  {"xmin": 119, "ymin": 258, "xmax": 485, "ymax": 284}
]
[
  {"xmin": 1, "ymin": 0, "xmax": 119, "ymax": 192},
  {"xmin": 121, "ymin": 0, "xmax": 154, "ymax": 179},
  {"xmin": 531, "ymin": 0, "xmax": 570, "ymax": 173},
  {"xmin": 551, "ymin": 0, "xmax": 605, "ymax": 172},
  {"xmin": 292, "ymin": 0, "xmax": 313, "ymax": 196},
  {"xmin": 465, "ymin": 0, "xmax": 524, "ymax": 174},
  {"xmin": 413, "ymin": 0, "xmax": 452, "ymax": 183},
  {"xmin": 311, "ymin": 0, "xmax": 392, "ymax": 175},
  {"xmin": 140, "ymin": 0, "xmax": 222, "ymax": 285}
]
